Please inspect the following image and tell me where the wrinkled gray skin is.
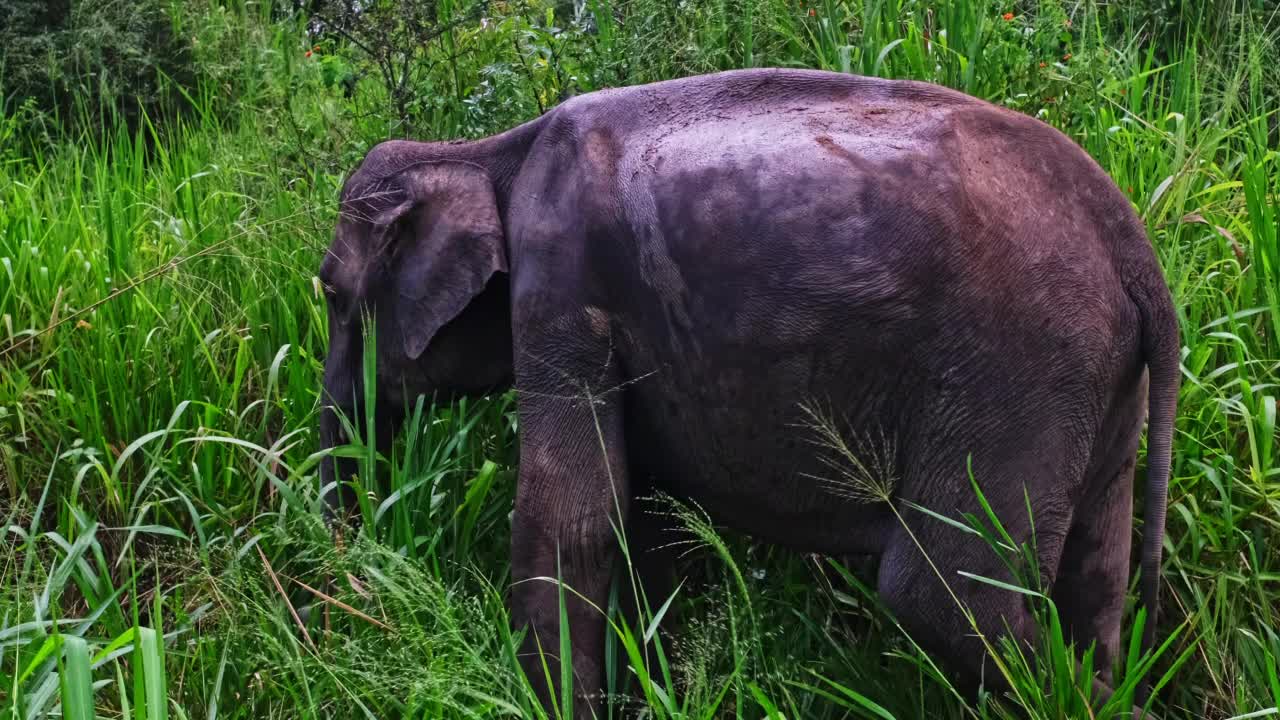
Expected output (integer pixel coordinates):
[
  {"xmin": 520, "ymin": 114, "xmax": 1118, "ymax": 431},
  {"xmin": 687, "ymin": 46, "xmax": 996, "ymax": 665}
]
[{"xmin": 319, "ymin": 68, "xmax": 1178, "ymax": 717}]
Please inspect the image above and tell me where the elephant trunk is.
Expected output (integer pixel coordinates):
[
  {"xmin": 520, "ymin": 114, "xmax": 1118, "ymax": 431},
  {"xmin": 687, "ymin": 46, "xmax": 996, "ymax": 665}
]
[
  {"xmin": 318, "ymin": 392, "xmax": 403, "ymax": 528},
  {"xmin": 319, "ymin": 403, "xmax": 361, "ymax": 524}
]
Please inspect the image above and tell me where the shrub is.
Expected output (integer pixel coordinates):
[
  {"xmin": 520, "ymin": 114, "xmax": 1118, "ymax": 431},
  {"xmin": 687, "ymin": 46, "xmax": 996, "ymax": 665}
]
[{"xmin": 0, "ymin": 0, "xmax": 196, "ymax": 141}]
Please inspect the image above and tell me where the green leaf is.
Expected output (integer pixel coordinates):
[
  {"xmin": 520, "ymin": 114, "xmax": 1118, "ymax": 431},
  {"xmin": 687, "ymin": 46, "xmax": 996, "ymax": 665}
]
[
  {"xmin": 955, "ymin": 571, "xmax": 1046, "ymax": 598},
  {"xmin": 19, "ymin": 634, "xmax": 62, "ymax": 684},
  {"xmin": 786, "ymin": 673, "xmax": 897, "ymax": 720},
  {"xmin": 747, "ymin": 681, "xmax": 784, "ymax": 718},
  {"xmin": 137, "ymin": 627, "xmax": 168, "ymax": 720},
  {"xmin": 557, "ymin": 552, "xmax": 573, "ymax": 720},
  {"xmin": 60, "ymin": 635, "xmax": 95, "ymax": 720}
]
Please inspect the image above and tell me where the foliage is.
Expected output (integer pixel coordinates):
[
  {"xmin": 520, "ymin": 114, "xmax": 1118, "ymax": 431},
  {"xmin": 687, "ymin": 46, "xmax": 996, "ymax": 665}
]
[
  {"xmin": 304, "ymin": 0, "xmax": 488, "ymax": 136},
  {"xmin": 0, "ymin": 0, "xmax": 198, "ymax": 142},
  {"xmin": 2, "ymin": 0, "xmax": 1280, "ymax": 718}
]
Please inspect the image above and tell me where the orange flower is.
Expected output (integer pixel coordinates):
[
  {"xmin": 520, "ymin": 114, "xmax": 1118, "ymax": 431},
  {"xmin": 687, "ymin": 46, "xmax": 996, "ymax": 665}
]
[
  {"xmin": 1039, "ymin": 61, "xmax": 1047, "ymax": 68},
  {"xmin": 305, "ymin": 50, "xmax": 312, "ymax": 58},
  {"xmin": 1002, "ymin": 11, "xmax": 1014, "ymax": 21},
  {"xmin": 1062, "ymin": 53, "xmax": 1071, "ymax": 61}
]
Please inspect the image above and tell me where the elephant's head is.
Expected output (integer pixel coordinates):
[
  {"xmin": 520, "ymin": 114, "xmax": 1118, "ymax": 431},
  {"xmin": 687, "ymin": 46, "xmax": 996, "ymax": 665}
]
[{"xmin": 317, "ymin": 144, "xmax": 513, "ymax": 517}]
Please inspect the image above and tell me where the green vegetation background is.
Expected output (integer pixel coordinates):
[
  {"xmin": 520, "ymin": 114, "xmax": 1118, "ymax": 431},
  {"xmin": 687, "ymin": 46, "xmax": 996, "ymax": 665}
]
[{"xmin": 2, "ymin": 0, "xmax": 1278, "ymax": 718}]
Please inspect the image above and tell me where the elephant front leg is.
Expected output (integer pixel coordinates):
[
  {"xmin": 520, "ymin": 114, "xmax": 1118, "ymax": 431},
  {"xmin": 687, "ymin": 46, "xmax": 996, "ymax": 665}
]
[{"xmin": 511, "ymin": 364, "xmax": 629, "ymax": 717}]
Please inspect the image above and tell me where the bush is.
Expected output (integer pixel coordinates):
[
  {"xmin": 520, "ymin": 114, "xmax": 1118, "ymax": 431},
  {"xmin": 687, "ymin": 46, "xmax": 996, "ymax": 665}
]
[{"xmin": 0, "ymin": 0, "xmax": 196, "ymax": 140}]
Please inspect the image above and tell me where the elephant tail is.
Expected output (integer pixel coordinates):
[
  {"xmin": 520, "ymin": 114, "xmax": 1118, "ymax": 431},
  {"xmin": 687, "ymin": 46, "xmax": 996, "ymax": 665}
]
[{"xmin": 1128, "ymin": 262, "xmax": 1180, "ymax": 680}]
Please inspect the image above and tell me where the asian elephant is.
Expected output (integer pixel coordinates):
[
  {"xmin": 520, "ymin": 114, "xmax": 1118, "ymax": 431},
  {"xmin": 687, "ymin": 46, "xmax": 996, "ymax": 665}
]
[{"xmin": 318, "ymin": 68, "xmax": 1179, "ymax": 716}]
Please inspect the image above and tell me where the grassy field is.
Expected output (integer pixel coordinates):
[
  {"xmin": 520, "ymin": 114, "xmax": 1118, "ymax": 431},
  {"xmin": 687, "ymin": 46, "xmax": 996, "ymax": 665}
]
[{"xmin": 2, "ymin": 0, "xmax": 1279, "ymax": 717}]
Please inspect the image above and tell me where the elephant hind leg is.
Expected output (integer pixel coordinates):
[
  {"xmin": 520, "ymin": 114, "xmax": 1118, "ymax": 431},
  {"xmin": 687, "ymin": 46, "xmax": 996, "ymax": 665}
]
[
  {"xmin": 877, "ymin": 531, "xmax": 1067, "ymax": 698},
  {"xmin": 1051, "ymin": 472, "xmax": 1133, "ymax": 684},
  {"xmin": 614, "ymin": 498, "xmax": 691, "ymax": 681},
  {"xmin": 1053, "ymin": 378, "xmax": 1147, "ymax": 682},
  {"xmin": 874, "ymin": 439, "xmax": 1078, "ymax": 698}
]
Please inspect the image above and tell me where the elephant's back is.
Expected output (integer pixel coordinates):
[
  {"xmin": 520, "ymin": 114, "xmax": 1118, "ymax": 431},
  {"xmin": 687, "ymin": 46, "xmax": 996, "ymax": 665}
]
[
  {"xmin": 563, "ymin": 68, "xmax": 1131, "ymax": 280},
  {"xmin": 596, "ymin": 72, "xmax": 1133, "ymax": 351},
  {"xmin": 528, "ymin": 66, "xmax": 1136, "ymax": 379}
]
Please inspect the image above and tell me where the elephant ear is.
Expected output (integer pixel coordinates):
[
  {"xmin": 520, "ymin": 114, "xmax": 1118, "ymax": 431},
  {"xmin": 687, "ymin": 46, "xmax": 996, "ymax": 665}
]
[{"xmin": 377, "ymin": 162, "xmax": 508, "ymax": 360}]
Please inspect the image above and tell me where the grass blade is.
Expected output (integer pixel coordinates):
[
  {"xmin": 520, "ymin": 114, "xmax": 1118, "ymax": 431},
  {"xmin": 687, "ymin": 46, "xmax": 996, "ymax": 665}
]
[{"xmin": 59, "ymin": 635, "xmax": 94, "ymax": 720}]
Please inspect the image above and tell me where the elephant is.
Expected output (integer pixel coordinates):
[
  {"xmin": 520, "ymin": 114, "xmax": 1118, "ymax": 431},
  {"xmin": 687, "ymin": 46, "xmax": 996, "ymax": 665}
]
[{"xmin": 317, "ymin": 68, "xmax": 1179, "ymax": 716}]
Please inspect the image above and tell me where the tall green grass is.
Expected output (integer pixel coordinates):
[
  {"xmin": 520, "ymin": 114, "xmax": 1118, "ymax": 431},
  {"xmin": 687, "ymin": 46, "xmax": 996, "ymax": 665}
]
[{"xmin": 3, "ymin": 0, "xmax": 1279, "ymax": 717}]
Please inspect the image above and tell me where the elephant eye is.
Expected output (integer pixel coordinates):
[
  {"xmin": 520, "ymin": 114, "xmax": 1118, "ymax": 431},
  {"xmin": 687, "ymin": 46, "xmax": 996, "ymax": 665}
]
[{"xmin": 323, "ymin": 284, "xmax": 349, "ymax": 315}]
